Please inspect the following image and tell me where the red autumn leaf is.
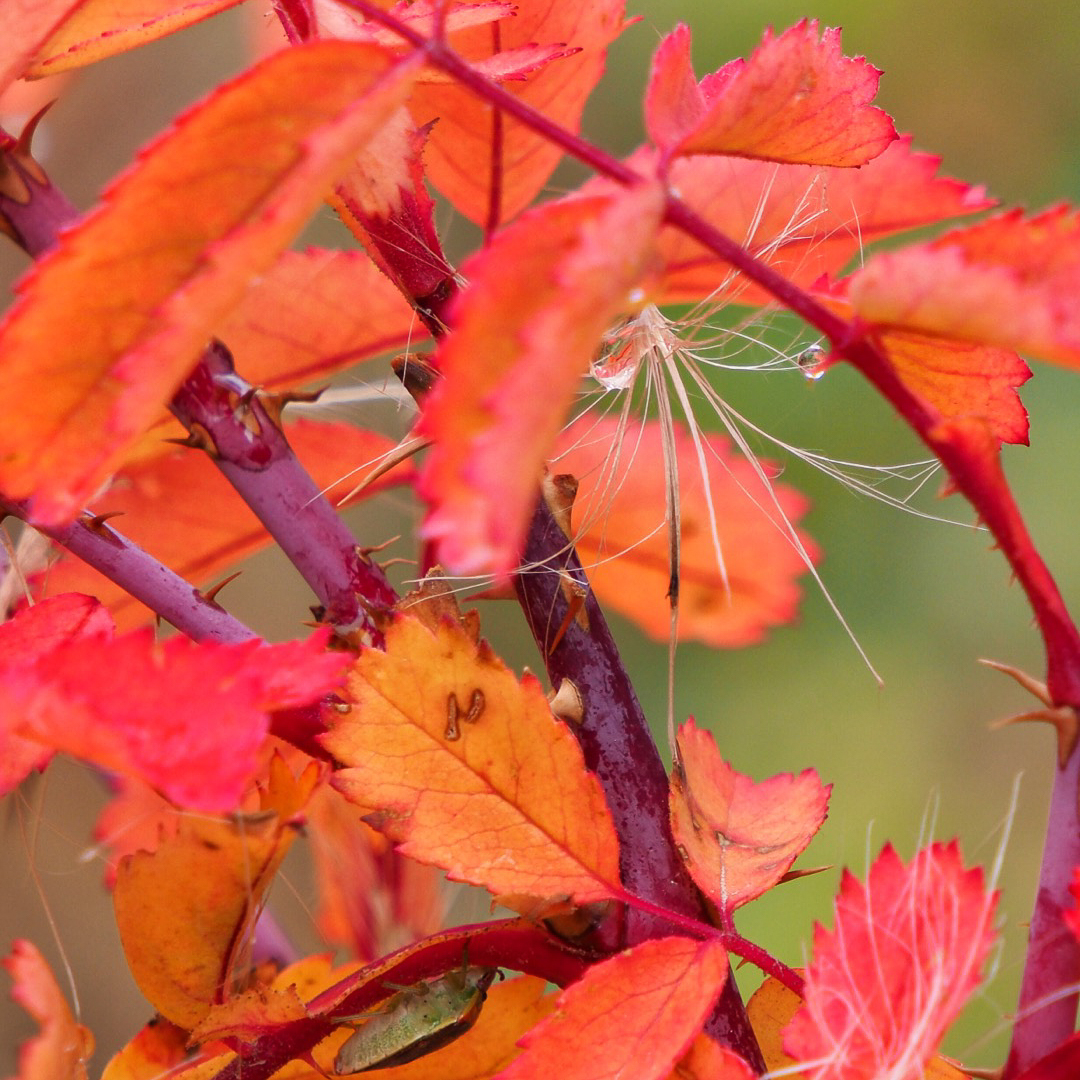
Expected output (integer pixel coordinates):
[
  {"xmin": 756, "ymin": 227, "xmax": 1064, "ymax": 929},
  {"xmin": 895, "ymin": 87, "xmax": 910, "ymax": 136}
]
[
  {"xmin": 406, "ymin": 0, "xmax": 627, "ymax": 225},
  {"xmin": 38, "ymin": 419, "xmax": 413, "ymax": 631},
  {"xmin": 2, "ymin": 626, "xmax": 344, "ymax": 810},
  {"xmin": 645, "ymin": 21, "xmax": 895, "ymax": 165},
  {"xmin": 669, "ymin": 719, "xmax": 830, "ymax": 913},
  {"xmin": 419, "ymin": 182, "xmax": 665, "ymax": 577},
  {"xmin": 113, "ymin": 758, "xmax": 319, "ymax": 1030},
  {"xmin": 215, "ymin": 248, "xmax": 425, "ymax": 388},
  {"xmin": 0, "ymin": 40, "xmax": 418, "ymax": 525},
  {"xmin": 317, "ymin": 0, "xmax": 514, "ymax": 51},
  {"xmin": 0, "ymin": 593, "xmax": 113, "ymax": 794},
  {"xmin": 784, "ymin": 842, "xmax": 998, "ymax": 1080},
  {"xmin": 497, "ymin": 937, "xmax": 729, "ymax": 1080},
  {"xmin": 848, "ymin": 206, "xmax": 1080, "ymax": 367},
  {"xmin": 3, "ymin": 939, "xmax": 93, "ymax": 1080},
  {"xmin": 648, "ymin": 136, "xmax": 993, "ymax": 304},
  {"xmin": 24, "ymin": 0, "xmax": 246, "ymax": 76},
  {"xmin": 98, "ymin": 1014, "xmax": 191, "ymax": 1080},
  {"xmin": 554, "ymin": 416, "xmax": 817, "ymax": 647},
  {"xmin": 321, "ymin": 612, "xmax": 622, "ymax": 903}
]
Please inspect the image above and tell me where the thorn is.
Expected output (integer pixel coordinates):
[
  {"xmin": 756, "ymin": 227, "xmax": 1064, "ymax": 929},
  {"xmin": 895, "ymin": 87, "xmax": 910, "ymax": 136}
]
[
  {"xmin": 78, "ymin": 511, "xmax": 125, "ymax": 543},
  {"xmin": 541, "ymin": 471, "xmax": 578, "ymax": 540},
  {"xmin": 778, "ymin": 865, "xmax": 831, "ymax": 885},
  {"xmin": 201, "ymin": 571, "xmax": 243, "ymax": 605},
  {"xmin": 548, "ymin": 580, "xmax": 588, "ymax": 655},
  {"xmin": 548, "ymin": 679, "xmax": 584, "ymax": 724},
  {"xmin": 257, "ymin": 386, "xmax": 326, "ymax": 428},
  {"xmin": 982, "ymin": 658, "xmax": 1080, "ymax": 766},
  {"xmin": 338, "ymin": 436, "xmax": 428, "ymax": 505},
  {"xmin": 166, "ymin": 422, "xmax": 218, "ymax": 457},
  {"xmin": 356, "ymin": 536, "xmax": 400, "ymax": 562}
]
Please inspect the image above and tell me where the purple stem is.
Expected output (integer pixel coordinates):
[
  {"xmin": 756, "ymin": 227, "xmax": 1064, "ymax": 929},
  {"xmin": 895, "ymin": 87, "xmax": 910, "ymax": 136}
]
[
  {"xmin": 168, "ymin": 341, "xmax": 398, "ymax": 640},
  {"xmin": 0, "ymin": 495, "xmax": 256, "ymax": 642},
  {"xmin": 515, "ymin": 499, "xmax": 765, "ymax": 1071}
]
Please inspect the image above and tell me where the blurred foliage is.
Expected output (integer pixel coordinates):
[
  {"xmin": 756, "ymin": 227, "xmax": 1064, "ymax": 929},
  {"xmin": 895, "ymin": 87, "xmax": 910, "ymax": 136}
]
[{"xmin": 3, "ymin": 0, "xmax": 1079, "ymax": 1071}]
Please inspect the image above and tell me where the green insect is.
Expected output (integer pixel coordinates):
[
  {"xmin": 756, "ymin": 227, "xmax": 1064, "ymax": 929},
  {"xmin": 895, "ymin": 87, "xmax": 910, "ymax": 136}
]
[{"xmin": 334, "ymin": 965, "xmax": 499, "ymax": 1074}]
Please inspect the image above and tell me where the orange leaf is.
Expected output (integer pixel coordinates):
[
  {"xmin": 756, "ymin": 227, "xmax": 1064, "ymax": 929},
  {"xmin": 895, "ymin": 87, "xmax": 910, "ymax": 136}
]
[
  {"xmin": 554, "ymin": 416, "xmax": 816, "ymax": 647},
  {"xmin": 876, "ymin": 330, "xmax": 1030, "ymax": 445},
  {"xmin": 670, "ymin": 1035, "xmax": 755, "ymax": 1080},
  {"xmin": 3, "ymin": 940, "xmax": 93, "ymax": 1080},
  {"xmin": 0, "ymin": 593, "xmax": 112, "ymax": 794},
  {"xmin": 98, "ymin": 1016, "xmax": 191, "ymax": 1080},
  {"xmin": 645, "ymin": 21, "xmax": 895, "ymax": 165},
  {"xmin": 0, "ymin": 40, "xmax": 418, "ymax": 525},
  {"xmin": 321, "ymin": 613, "xmax": 622, "ymax": 902},
  {"xmin": 784, "ymin": 842, "xmax": 998, "ymax": 1080},
  {"xmin": 419, "ymin": 182, "xmax": 665, "ymax": 577},
  {"xmin": 497, "ymin": 937, "xmax": 729, "ymax": 1080},
  {"xmin": 38, "ymin": 419, "xmax": 413, "ymax": 631},
  {"xmin": 670, "ymin": 719, "xmax": 830, "ymax": 913},
  {"xmin": 113, "ymin": 765, "xmax": 316, "ymax": 1029},
  {"xmin": 215, "ymin": 247, "xmax": 424, "ymax": 388},
  {"xmin": 26, "ymin": 0, "xmax": 245, "ymax": 76},
  {"xmin": 3, "ymin": 628, "xmax": 343, "ymax": 810},
  {"xmin": 650, "ymin": 136, "xmax": 993, "ymax": 304},
  {"xmin": 407, "ymin": 0, "xmax": 627, "ymax": 225},
  {"xmin": 849, "ymin": 206, "xmax": 1080, "ymax": 367}
]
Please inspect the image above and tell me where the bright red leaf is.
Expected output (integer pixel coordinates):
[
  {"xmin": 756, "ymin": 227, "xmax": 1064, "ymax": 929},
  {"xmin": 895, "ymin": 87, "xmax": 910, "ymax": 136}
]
[
  {"xmin": 419, "ymin": 182, "xmax": 665, "ymax": 577},
  {"xmin": 554, "ymin": 415, "xmax": 816, "ymax": 647},
  {"xmin": 497, "ymin": 937, "xmax": 729, "ymax": 1080},
  {"xmin": 406, "ymin": 0, "xmax": 627, "ymax": 225},
  {"xmin": 0, "ymin": 625, "xmax": 344, "ymax": 810},
  {"xmin": 849, "ymin": 206, "xmax": 1080, "ymax": 367},
  {"xmin": 37, "ymin": 419, "xmax": 413, "ymax": 631},
  {"xmin": 0, "ymin": 593, "xmax": 113, "ymax": 794},
  {"xmin": 645, "ymin": 21, "xmax": 895, "ymax": 165},
  {"xmin": 784, "ymin": 842, "xmax": 998, "ymax": 1080},
  {"xmin": 1066, "ymin": 866, "xmax": 1080, "ymax": 944},
  {"xmin": 669, "ymin": 719, "xmax": 829, "ymax": 914},
  {"xmin": 4, "ymin": 939, "xmax": 93, "ymax": 1080},
  {"xmin": 322, "ymin": 612, "xmax": 622, "ymax": 903},
  {"xmin": 648, "ymin": 136, "xmax": 994, "ymax": 304},
  {"xmin": 0, "ymin": 40, "xmax": 418, "ymax": 525}
]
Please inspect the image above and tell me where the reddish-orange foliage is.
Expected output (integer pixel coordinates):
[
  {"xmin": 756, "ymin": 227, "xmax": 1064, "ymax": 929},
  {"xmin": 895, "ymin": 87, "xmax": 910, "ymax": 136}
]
[
  {"xmin": 323, "ymin": 612, "xmax": 622, "ymax": 902},
  {"xmin": 419, "ymin": 182, "xmax": 664, "ymax": 577},
  {"xmin": 670, "ymin": 719, "xmax": 830, "ymax": 914},
  {"xmin": 784, "ymin": 842, "xmax": 998, "ymax": 1079},
  {"xmin": 0, "ymin": 41, "xmax": 418, "ymax": 524},
  {"xmin": 554, "ymin": 417, "xmax": 816, "ymax": 647},
  {"xmin": 0, "ymin": 613, "xmax": 343, "ymax": 809},
  {"xmin": 3, "ymin": 940, "xmax": 93, "ymax": 1080},
  {"xmin": 645, "ymin": 21, "xmax": 895, "ymax": 165},
  {"xmin": 498, "ymin": 937, "xmax": 730, "ymax": 1080}
]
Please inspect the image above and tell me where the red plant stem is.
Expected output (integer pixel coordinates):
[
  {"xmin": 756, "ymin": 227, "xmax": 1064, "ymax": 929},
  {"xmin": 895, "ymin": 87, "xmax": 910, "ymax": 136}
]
[
  {"xmin": 168, "ymin": 342, "xmax": 398, "ymax": 639},
  {"xmin": 210, "ymin": 919, "xmax": 591, "ymax": 1080},
  {"xmin": 0, "ymin": 495, "xmax": 256, "ymax": 642},
  {"xmin": 515, "ymin": 499, "xmax": 766, "ymax": 1071}
]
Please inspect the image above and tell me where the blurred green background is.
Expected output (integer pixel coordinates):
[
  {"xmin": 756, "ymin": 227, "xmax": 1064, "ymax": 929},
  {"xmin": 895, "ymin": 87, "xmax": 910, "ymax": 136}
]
[{"xmin": 4, "ymin": 0, "xmax": 1080, "ymax": 1072}]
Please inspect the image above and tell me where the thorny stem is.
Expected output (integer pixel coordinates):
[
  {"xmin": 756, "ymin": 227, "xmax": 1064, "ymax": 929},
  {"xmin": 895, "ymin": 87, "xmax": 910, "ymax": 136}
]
[
  {"xmin": 516, "ymin": 498, "xmax": 766, "ymax": 1071},
  {"xmin": 168, "ymin": 342, "xmax": 398, "ymax": 641}
]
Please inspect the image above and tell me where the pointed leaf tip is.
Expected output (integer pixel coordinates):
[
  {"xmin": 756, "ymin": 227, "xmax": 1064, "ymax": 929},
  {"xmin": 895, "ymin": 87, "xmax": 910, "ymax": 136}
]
[
  {"xmin": 646, "ymin": 20, "xmax": 895, "ymax": 165},
  {"xmin": 784, "ymin": 842, "xmax": 998, "ymax": 1079}
]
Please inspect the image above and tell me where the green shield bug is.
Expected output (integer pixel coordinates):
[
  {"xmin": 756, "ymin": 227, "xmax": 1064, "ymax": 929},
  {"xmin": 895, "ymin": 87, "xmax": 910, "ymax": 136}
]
[{"xmin": 334, "ymin": 964, "xmax": 499, "ymax": 1073}]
